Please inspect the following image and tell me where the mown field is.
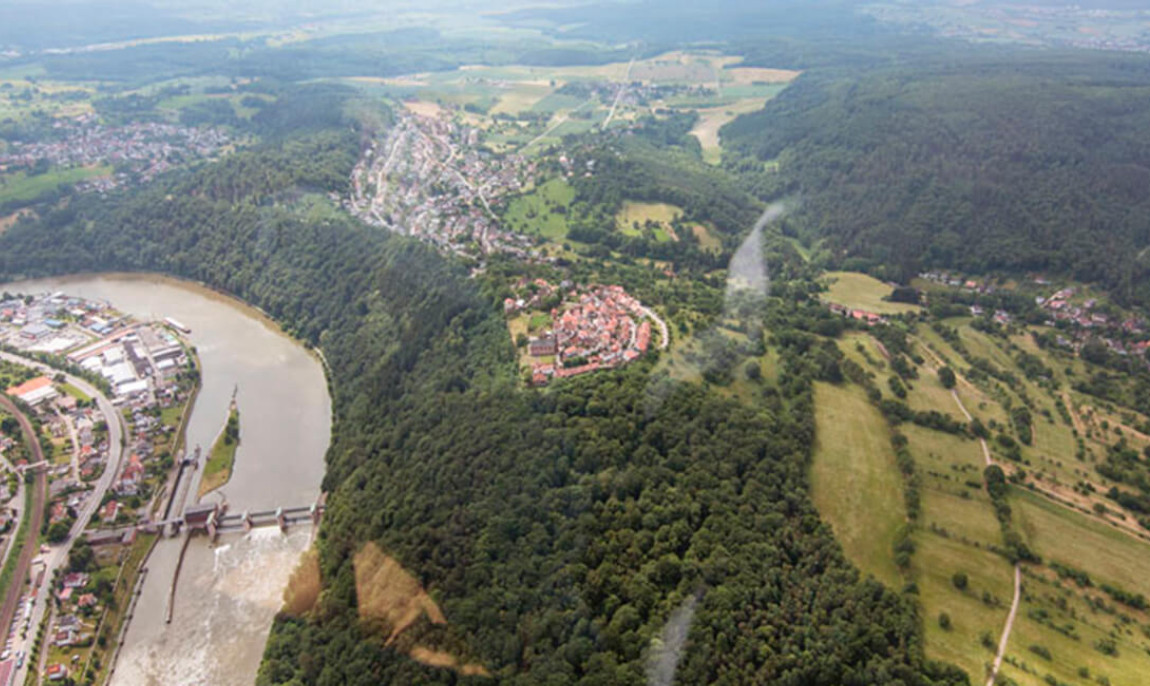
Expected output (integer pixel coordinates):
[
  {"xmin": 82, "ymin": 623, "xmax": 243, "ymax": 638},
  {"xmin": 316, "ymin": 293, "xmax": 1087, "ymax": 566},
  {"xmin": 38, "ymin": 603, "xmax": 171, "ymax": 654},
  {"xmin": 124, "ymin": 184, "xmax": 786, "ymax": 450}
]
[
  {"xmin": 821, "ymin": 271, "xmax": 922, "ymax": 315},
  {"xmin": 501, "ymin": 177, "xmax": 574, "ymax": 241},
  {"xmin": 811, "ymin": 381, "xmax": 906, "ymax": 588},
  {"xmin": 815, "ymin": 307, "xmax": 1150, "ymax": 685},
  {"xmin": 0, "ymin": 166, "xmax": 112, "ymax": 206},
  {"xmin": 615, "ymin": 200, "xmax": 680, "ymax": 242}
]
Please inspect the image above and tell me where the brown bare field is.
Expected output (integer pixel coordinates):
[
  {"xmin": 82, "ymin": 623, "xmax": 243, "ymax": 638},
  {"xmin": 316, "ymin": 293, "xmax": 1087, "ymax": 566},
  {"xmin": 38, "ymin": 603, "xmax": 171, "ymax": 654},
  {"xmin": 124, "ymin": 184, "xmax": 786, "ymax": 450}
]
[
  {"xmin": 402, "ymin": 100, "xmax": 445, "ymax": 118},
  {"xmin": 726, "ymin": 67, "xmax": 801, "ymax": 84},
  {"xmin": 689, "ymin": 98, "xmax": 772, "ymax": 163},
  {"xmin": 355, "ymin": 542, "xmax": 447, "ymax": 642},
  {"xmin": 490, "ymin": 83, "xmax": 553, "ymax": 115},
  {"xmin": 281, "ymin": 548, "xmax": 321, "ymax": 617},
  {"xmin": 691, "ymin": 224, "xmax": 722, "ymax": 252}
]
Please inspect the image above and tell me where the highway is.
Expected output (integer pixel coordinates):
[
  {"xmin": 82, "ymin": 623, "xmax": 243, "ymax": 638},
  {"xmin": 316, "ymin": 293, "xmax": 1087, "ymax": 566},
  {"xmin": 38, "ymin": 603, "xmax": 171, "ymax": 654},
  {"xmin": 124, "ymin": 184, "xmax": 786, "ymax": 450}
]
[{"xmin": 0, "ymin": 351, "xmax": 126, "ymax": 685}]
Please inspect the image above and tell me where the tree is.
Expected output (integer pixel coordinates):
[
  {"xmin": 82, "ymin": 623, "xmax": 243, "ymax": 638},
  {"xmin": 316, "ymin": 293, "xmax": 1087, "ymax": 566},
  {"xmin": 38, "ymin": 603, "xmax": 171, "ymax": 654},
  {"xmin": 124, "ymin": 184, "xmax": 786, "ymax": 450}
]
[
  {"xmin": 68, "ymin": 541, "xmax": 94, "ymax": 573},
  {"xmin": 969, "ymin": 417, "xmax": 989, "ymax": 439},
  {"xmin": 938, "ymin": 366, "xmax": 956, "ymax": 390},
  {"xmin": 952, "ymin": 571, "xmax": 968, "ymax": 591},
  {"xmin": 47, "ymin": 521, "xmax": 70, "ymax": 544},
  {"xmin": 984, "ymin": 464, "xmax": 1007, "ymax": 499},
  {"xmin": 938, "ymin": 612, "xmax": 951, "ymax": 631},
  {"xmin": 889, "ymin": 286, "xmax": 920, "ymax": 305}
]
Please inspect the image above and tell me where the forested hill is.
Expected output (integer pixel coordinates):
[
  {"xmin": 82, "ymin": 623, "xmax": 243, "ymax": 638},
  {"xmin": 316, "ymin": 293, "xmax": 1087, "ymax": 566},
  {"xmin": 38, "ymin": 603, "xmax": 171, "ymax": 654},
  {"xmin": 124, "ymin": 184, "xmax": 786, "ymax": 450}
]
[
  {"xmin": 723, "ymin": 53, "xmax": 1150, "ymax": 301},
  {"xmin": 0, "ymin": 108, "xmax": 968, "ymax": 683}
]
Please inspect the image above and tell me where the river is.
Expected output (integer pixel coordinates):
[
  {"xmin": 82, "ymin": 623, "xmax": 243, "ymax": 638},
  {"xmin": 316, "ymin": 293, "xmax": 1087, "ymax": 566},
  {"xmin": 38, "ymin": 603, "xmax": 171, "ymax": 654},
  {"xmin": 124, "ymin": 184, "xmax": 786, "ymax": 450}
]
[{"xmin": 2, "ymin": 274, "xmax": 332, "ymax": 686}]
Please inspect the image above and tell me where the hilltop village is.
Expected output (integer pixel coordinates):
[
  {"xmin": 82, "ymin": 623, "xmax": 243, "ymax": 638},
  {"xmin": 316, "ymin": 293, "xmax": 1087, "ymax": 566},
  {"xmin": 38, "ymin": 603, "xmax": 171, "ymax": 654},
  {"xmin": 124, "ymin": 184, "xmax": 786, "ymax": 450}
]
[
  {"xmin": 0, "ymin": 292, "xmax": 196, "ymax": 681},
  {"xmin": 505, "ymin": 281, "xmax": 666, "ymax": 386}
]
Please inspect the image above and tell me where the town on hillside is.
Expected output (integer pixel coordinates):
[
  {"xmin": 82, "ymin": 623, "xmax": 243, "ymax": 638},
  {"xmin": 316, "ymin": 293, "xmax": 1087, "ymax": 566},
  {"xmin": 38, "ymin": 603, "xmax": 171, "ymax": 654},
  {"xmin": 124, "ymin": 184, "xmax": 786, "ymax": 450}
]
[
  {"xmin": 348, "ymin": 106, "xmax": 541, "ymax": 259},
  {"xmin": 920, "ymin": 271, "xmax": 1150, "ymax": 361},
  {"xmin": 0, "ymin": 116, "xmax": 233, "ymax": 194},
  {"xmin": 0, "ymin": 292, "xmax": 197, "ymax": 681}
]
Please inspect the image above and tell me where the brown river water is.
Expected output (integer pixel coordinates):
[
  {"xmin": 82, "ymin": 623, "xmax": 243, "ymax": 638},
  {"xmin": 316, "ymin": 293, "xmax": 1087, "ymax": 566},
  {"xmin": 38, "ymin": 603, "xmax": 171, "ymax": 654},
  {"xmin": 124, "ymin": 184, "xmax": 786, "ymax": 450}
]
[{"xmin": 4, "ymin": 274, "xmax": 332, "ymax": 686}]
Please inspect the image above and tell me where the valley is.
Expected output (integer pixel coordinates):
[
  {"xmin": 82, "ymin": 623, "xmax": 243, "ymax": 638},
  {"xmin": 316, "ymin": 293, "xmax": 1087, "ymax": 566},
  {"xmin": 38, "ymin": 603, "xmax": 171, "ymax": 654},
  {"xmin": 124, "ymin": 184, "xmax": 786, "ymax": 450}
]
[{"xmin": 2, "ymin": 3, "xmax": 1150, "ymax": 685}]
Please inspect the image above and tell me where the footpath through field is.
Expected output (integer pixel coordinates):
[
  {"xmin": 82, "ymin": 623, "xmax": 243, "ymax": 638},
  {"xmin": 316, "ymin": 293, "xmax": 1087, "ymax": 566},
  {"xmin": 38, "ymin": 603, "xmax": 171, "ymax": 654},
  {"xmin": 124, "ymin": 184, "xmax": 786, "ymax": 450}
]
[{"xmin": 946, "ymin": 376, "xmax": 1020, "ymax": 686}]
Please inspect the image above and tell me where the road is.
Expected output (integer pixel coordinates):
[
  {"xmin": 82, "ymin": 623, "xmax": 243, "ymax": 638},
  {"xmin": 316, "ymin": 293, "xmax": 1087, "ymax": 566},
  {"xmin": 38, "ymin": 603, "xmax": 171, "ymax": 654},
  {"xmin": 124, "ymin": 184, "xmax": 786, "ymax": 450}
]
[
  {"xmin": 523, "ymin": 100, "xmax": 595, "ymax": 150},
  {"xmin": 0, "ymin": 394, "xmax": 46, "ymax": 658},
  {"xmin": 601, "ymin": 56, "xmax": 636, "ymax": 131},
  {"xmin": 634, "ymin": 304, "xmax": 670, "ymax": 351},
  {"xmin": 0, "ymin": 351, "xmax": 125, "ymax": 685}
]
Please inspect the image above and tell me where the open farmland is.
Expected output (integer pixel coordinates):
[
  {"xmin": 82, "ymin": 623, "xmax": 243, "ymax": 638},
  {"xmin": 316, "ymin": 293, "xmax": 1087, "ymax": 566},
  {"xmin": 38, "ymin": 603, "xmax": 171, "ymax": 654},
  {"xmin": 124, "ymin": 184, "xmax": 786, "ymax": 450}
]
[
  {"xmin": 0, "ymin": 165, "xmax": 112, "ymax": 206},
  {"xmin": 502, "ymin": 177, "xmax": 574, "ymax": 241},
  {"xmin": 690, "ymin": 92, "xmax": 787, "ymax": 164},
  {"xmin": 615, "ymin": 201, "xmax": 680, "ymax": 242},
  {"xmin": 336, "ymin": 50, "xmax": 797, "ymax": 159},
  {"xmin": 822, "ymin": 271, "xmax": 922, "ymax": 315},
  {"xmin": 811, "ymin": 382, "xmax": 906, "ymax": 588},
  {"xmin": 1015, "ymin": 490, "xmax": 1150, "ymax": 600},
  {"xmin": 917, "ymin": 535, "xmax": 1013, "ymax": 680}
]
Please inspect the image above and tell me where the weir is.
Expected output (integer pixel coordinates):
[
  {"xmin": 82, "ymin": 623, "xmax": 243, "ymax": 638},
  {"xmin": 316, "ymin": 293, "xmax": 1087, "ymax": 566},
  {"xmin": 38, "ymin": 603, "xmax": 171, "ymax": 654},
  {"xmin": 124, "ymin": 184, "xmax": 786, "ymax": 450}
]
[{"xmin": 161, "ymin": 495, "xmax": 326, "ymax": 623}]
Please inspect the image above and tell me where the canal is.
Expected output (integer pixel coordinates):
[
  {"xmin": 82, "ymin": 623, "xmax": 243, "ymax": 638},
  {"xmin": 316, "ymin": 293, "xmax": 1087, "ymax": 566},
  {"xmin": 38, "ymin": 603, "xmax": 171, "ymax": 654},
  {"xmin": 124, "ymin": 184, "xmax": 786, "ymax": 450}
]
[{"xmin": 4, "ymin": 274, "xmax": 332, "ymax": 686}]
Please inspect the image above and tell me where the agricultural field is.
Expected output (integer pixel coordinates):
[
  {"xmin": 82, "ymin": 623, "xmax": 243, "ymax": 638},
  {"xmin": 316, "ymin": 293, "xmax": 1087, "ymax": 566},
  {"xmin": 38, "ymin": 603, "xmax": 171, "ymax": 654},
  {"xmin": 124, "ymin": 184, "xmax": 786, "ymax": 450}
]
[
  {"xmin": 689, "ymin": 93, "xmax": 787, "ymax": 164},
  {"xmin": 1015, "ymin": 490, "xmax": 1150, "ymax": 601},
  {"xmin": 837, "ymin": 331, "xmax": 888, "ymax": 376},
  {"xmin": 917, "ymin": 535, "xmax": 1013, "ymax": 680},
  {"xmin": 615, "ymin": 201, "xmax": 680, "ymax": 242},
  {"xmin": 822, "ymin": 301, "xmax": 1150, "ymax": 684},
  {"xmin": 691, "ymin": 223, "xmax": 722, "ymax": 252},
  {"xmin": 821, "ymin": 271, "xmax": 922, "ymax": 315},
  {"xmin": 810, "ymin": 381, "xmax": 906, "ymax": 588},
  {"xmin": 0, "ymin": 78, "xmax": 95, "ymax": 122},
  {"xmin": 501, "ymin": 177, "xmax": 574, "ymax": 241},
  {"xmin": 999, "ymin": 583, "xmax": 1150, "ymax": 686},
  {"xmin": 343, "ymin": 50, "xmax": 797, "ymax": 159},
  {"xmin": 0, "ymin": 166, "xmax": 112, "ymax": 206}
]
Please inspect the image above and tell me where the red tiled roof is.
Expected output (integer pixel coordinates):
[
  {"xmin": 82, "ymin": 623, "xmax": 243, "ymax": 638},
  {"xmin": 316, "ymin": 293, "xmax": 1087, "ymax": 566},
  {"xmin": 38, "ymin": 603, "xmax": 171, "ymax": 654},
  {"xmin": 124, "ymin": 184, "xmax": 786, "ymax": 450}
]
[{"xmin": 5, "ymin": 376, "xmax": 52, "ymax": 397}]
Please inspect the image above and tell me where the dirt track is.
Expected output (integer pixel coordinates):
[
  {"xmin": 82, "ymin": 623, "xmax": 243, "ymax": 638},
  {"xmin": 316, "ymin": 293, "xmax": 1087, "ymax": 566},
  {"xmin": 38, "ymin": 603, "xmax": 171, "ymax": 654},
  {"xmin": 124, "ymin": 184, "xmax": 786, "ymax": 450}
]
[
  {"xmin": 0, "ymin": 396, "xmax": 47, "ymax": 645},
  {"xmin": 945, "ymin": 381, "xmax": 1020, "ymax": 686}
]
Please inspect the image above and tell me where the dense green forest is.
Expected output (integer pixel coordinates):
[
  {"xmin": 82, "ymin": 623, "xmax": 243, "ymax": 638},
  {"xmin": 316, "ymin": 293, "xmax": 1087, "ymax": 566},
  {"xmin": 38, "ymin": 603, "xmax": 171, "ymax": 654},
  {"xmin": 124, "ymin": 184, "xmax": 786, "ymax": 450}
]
[
  {"xmin": 722, "ymin": 53, "xmax": 1150, "ymax": 302},
  {"xmin": 0, "ymin": 92, "xmax": 968, "ymax": 684}
]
